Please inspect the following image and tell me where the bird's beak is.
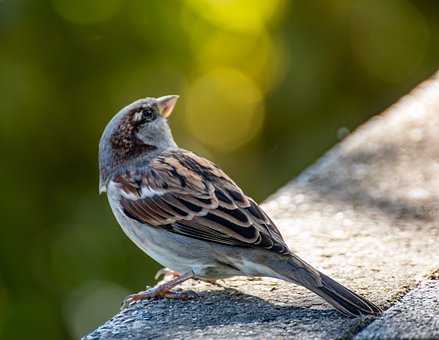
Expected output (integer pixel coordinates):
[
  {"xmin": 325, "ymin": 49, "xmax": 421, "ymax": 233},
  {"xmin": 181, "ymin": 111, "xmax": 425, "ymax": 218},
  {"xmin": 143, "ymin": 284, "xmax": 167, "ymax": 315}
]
[{"xmin": 157, "ymin": 95, "xmax": 179, "ymax": 118}]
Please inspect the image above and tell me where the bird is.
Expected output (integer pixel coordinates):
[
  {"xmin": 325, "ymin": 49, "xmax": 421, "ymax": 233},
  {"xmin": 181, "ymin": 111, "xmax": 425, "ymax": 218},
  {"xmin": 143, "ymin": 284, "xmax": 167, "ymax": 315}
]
[{"xmin": 98, "ymin": 95, "xmax": 382, "ymax": 317}]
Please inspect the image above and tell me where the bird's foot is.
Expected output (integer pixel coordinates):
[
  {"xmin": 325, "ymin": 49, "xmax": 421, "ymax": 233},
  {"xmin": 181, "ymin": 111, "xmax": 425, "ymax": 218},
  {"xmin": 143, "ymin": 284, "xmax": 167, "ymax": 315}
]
[
  {"xmin": 121, "ymin": 288, "xmax": 198, "ymax": 309},
  {"xmin": 121, "ymin": 271, "xmax": 195, "ymax": 309}
]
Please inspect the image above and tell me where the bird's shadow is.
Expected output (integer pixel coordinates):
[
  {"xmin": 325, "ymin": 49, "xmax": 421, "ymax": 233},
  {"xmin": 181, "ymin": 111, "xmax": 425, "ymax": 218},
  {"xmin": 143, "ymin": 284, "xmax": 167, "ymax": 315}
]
[{"xmin": 105, "ymin": 287, "xmax": 367, "ymax": 338}]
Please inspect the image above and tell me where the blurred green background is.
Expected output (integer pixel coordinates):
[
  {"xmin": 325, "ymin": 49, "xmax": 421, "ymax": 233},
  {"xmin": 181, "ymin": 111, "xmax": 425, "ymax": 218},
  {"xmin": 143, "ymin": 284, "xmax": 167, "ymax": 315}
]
[{"xmin": 0, "ymin": 0, "xmax": 438, "ymax": 338}]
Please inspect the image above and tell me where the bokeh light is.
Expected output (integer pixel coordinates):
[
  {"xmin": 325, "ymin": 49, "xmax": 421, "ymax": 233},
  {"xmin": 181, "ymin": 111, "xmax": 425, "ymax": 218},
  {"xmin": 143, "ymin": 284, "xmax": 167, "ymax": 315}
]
[
  {"xmin": 195, "ymin": 32, "xmax": 287, "ymax": 94},
  {"xmin": 184, "ymin": 68, "xmax": 264, "ymax": 151},
  {"xmin": 185, "ymin": 0, "xmax": 285, "ymax": 33}
]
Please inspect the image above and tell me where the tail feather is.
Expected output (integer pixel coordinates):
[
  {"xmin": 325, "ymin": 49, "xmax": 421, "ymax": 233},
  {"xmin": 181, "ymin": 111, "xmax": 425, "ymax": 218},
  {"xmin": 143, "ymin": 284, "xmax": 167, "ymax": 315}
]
[
  {"xmin": 273, "ymin": 255, "xmax": 382, "ymax": 317},
  {"xmin": 308, "ymin": 272, "xmax": 382, "ymax": 317}
]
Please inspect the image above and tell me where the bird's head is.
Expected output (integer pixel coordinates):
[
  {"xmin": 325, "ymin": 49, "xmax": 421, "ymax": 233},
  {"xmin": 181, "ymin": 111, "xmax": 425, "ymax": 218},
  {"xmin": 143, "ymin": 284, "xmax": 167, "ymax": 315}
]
[{"xmin": 98, "ymin": 95, "xmax": 179, "ymax": 192}]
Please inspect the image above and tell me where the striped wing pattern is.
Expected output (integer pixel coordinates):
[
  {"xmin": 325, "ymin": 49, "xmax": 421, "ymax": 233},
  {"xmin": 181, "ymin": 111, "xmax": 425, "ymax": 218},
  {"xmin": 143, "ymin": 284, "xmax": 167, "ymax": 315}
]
[{"xmin": 114, "ymin": 149, "xmax": 290, "ymax": 255}]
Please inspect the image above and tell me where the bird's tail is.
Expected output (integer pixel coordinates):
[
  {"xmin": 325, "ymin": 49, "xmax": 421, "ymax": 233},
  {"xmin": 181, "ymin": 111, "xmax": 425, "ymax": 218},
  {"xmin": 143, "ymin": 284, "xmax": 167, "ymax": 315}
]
[
  {"xmin": 306, "ymin": 271, "xmax": 382, "ymax": 317},
  {"xmin": 281, "ymin": 257, "xmax": 382, "ymax": 317}
]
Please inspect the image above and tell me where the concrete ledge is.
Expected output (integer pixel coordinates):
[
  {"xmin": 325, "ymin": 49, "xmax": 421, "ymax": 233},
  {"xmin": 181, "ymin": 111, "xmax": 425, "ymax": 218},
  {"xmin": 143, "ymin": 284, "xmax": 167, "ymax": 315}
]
[
  {"xmin": 85, "ymin": 72, "xmax": 439, "ymax": 339},
  {"xmin": 355, "ymin": 280, "xmax": 439, "ymax": 339}
]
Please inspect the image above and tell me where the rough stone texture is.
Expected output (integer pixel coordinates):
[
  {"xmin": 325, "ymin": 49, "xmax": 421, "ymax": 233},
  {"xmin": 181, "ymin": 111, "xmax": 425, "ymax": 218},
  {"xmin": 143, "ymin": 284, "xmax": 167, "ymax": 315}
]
[
  {"xmin": 355, "ymin": 280, "xmax": 439, "ymax": 340},
  {"xmin": 85, "ymin": 72, "xmax": 439, "ymax": 339}
]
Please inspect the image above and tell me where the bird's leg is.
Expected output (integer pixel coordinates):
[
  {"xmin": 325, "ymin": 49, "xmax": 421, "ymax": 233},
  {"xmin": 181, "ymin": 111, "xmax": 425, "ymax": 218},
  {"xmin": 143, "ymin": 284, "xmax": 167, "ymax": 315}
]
[
  {"xmin": 156, "ymin": 268, "xmax": 222, "ymax": 288},
  {"xmin": 154, "ymin": 267, "xmax": 180, "ymax": 282},
  {"xmin": 122, "ymin": 272, "xmax": 196, "ymax": 309}
]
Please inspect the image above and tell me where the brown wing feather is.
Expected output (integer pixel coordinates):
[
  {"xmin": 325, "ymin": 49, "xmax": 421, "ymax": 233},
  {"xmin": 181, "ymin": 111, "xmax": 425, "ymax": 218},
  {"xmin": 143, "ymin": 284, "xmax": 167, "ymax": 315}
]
[{"xmin": 115, "ymin": 149, "xmax": 291, "ymax": 255}]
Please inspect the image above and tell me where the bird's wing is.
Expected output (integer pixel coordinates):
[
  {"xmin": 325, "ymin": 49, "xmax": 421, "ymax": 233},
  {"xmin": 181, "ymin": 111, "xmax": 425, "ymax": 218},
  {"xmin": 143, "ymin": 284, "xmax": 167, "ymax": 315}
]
[{"xmin": 112, "ymin": 149, "xmax": 290, "ymax": 255}]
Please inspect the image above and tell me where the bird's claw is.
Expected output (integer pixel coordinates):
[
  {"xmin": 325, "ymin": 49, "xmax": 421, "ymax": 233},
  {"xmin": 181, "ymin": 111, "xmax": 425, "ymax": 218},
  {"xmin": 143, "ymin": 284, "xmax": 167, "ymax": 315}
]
[{"xmin": 121, "ymin": 289, "xmax": 198, "ymax": 309}]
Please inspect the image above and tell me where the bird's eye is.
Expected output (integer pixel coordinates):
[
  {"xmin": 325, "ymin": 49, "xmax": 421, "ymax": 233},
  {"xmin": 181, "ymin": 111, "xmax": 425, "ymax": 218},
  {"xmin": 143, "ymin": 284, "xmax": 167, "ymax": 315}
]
[
  {"xmin": 143, "ymin": 106, "xmax": 156, "ymax": 122},
  {"xmin": 133, "ymin": 106, "xmax": 155, "ymax": 123},
  {"xmin": 131, "ymin": 104, "xmax": 158, "ymax": 125}
]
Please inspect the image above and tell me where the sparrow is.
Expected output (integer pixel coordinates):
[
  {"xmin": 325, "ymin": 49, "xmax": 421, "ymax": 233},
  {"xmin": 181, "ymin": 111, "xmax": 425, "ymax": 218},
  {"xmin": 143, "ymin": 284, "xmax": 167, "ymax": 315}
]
[{"xmin": 98, "ymin": 95, "xmax": 382, "ymax": 317}]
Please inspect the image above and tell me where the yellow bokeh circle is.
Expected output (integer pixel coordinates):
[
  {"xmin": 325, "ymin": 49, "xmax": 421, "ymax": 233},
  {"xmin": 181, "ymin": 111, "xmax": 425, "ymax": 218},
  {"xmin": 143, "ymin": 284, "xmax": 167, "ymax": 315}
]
[
  {"xmin": 184, "ymin": 68, "xmax": 264, "ymax": 152},
  {"xmin": 185, "ymin": 0, "xmax": 284, "ymax": 33}
]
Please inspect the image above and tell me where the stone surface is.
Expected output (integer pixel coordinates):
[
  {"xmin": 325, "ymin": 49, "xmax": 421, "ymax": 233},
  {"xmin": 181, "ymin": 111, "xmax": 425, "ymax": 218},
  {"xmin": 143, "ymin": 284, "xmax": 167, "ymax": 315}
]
[
  {"xmin": 355, "ymin": 280, "xmax": 439, "ymax": 340},
  {"xmin": 84, "ymin": 72, "xmax": 439, "ymax": 339}
]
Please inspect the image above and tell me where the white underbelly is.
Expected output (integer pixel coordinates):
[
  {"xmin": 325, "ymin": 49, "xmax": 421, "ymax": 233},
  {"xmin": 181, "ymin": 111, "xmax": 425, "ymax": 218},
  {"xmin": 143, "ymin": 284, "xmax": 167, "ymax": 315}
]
[
  {"xmin": 106, "ymin": 190, "xmax": 206, "ymax": 273},
  {"xmin": 121, "ymin": 219, "xmax": 199, "ymax": 273}
]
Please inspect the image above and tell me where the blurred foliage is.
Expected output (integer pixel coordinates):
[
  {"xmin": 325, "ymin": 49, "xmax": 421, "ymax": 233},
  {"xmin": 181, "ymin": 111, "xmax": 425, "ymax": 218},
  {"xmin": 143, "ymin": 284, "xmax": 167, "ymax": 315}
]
[{"xmin": 0, "ymin": 0, "xmax": 438, "ymax": 338}]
